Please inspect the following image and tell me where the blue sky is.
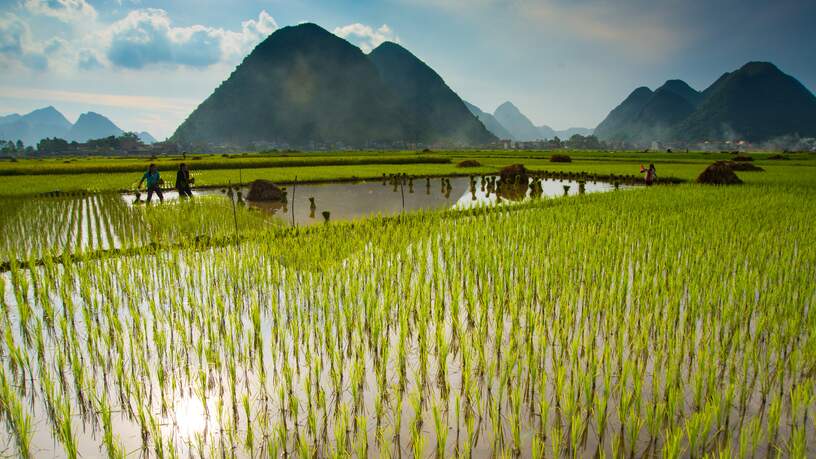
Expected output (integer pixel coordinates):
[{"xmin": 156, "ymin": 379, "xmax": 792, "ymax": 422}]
[{"xmin": 1, "ymin": 0, "xmax": 815, "ymax": 140}]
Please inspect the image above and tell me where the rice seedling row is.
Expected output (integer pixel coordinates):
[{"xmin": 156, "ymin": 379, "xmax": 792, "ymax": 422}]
[{"xmin": 1, "ymin": 183, "xmax": 814, "ymax": 457}]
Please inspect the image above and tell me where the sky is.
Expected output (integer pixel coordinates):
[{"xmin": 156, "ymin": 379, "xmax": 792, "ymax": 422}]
[{"xmin": 1, "ymin": 0, "xmax": 815, "ymax": 140}]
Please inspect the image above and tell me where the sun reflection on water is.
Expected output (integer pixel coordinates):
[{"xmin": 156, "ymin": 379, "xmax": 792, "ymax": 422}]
[{"xmin": 170, "ymin": 396, "xmax": 219, "ymax": 442}]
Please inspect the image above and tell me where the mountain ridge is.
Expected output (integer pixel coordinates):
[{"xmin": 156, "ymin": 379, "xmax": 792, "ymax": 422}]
[
  {"xmin": 595, "ymin": 61, "xmax": 816, "ymax": 144},
  {"xmin": 0, "ymin": 106, "xmax": 155, "ymax": 147},
  {"xmin": 172, "ymin": 23, "xmax": 493, "ymax": 147}
]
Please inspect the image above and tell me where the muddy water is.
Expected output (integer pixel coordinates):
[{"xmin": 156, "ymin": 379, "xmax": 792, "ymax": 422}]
[{"xmin": 122, "ymin": 176, "xmax": 626, "ymax": 226}]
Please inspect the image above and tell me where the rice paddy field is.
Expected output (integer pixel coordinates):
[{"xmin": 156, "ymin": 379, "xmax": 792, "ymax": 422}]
[{"xmin": 1, "ymin": 149, "xmax": 815, "ymax": 458}]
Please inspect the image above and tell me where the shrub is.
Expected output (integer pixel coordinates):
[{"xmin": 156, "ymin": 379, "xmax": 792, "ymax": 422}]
[
  {"xmin": 732, "ymin": 155, "xmax": 753, "ymax": 162},
  {"xmin": 550, "ymin": 154, "xmax": 572, "ymax": 163},
  {"xmin": 768, "ymin": 154, "xmax": 789, "ymax": 160},
  {"xmin": 457, "ymin": 160, "xmax": 481, "ymax": 168}
]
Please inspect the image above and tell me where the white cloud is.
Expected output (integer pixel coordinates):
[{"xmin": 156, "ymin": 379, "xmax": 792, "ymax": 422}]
[
  {"xmin": 0, "ymin": 12, "xmax": 48, "ymax": 70},
  {"xmin": 220, "ymin": 10, "xmax": 278, "ymax": 59},
  {"xmin": 333, "ymin": 23, "xmax": 398, "ymax": 53},
  {"xmin": 101, "ymin": 8, "xmax": 278, "ymax": 69},
  {"xmin": 24, "ymin": 0, "xmax": 97, "ymax": 23}
]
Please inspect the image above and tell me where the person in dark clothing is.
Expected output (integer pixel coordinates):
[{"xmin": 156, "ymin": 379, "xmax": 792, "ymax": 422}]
[
  {"xmin": 175, "ymin": 163, "xmax": 194, "ymax": 198},
  {"xmin": 137, "ymin": 163, "xmax": 164, "ymax": 203}
]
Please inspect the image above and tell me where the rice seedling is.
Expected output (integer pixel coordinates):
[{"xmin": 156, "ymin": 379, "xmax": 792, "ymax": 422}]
[{"xmin": 0, "ymin": 167, "xmax": 814, "ymax": 457}]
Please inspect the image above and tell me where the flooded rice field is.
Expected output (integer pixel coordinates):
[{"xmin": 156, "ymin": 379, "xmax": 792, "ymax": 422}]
[
  {"xmin": 1, "ymin": 176, "xmax": 627, "ymax": 263},
  {"xmin": 122, "ymin": 175, "xmax": 627, "ymax": 226},
  {"xmin": 1, "ymin": 182, "xmax": 815, "ymax": 458}
]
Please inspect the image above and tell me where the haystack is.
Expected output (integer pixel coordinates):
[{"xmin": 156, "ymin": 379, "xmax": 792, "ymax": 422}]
[
  {"xmin": 499, "ymin": 164, "xmax": 528, "ymax": 183},
  {"xmin": 696, "ymin": 161, "xmax": 743, "ymax": 185},
  {"xmin": 457, "ymin": 159, "xmax": 482, "ymax": 168},
  {"xmin": 550, "ymin": 154, "xmax": 572, "ymax": 163},
  {"xmin": 246, "ymin": 179, "xmax": 284, "ymax": 201},
  {"xmin": 725, "ymin": 161, "xmax": 764, "ymax": 171}
]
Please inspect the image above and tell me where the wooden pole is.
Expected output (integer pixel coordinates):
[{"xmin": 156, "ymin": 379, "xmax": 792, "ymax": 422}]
[
  {"xmin": 291, "ymin": 176, "xmax": 297, "ymax": 226},
  {"xmin": 400, "ymin": 174, "xmax": 405, "ymax": 212},
  {"xmin": 229, "ymin": 180, "xmax": 238, "ymax": 235}
]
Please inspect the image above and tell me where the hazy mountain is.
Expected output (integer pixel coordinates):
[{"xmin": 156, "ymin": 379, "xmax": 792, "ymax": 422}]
[
  {"xmin": 594, "ymin": 87, "xmax": 654, "ymax": 142},
  {"xmin": 464, "ymin": 101, "xmax": 513, "ymax": 139},
  {"xmin": 556, "ymin": 127, "xmax": 594, "ymax": 138},
  {"xmin": 494, "ymin": 101, "xmax": 545, "ymax": 141},
  {"xmin": 536, "ymin": 124, "xmax": 557, "ymax": 140},
  {"xmin": 368, "ymin": 42, "xmax": 495, "ymax": 145},
  {"xmin": 138, "ymin": 131, "xmax": 157, "ymax": 144},
  {"xmin": 660, "ymin": 79, "xmax": 703, "ymax": 107},
  {"xmin": 467, "ymin": 101, "xmax": 591, "ymax": 141},
  {"xmin": 594, "ymin": 81, "xmax": 699, "ymax": 143},
  {"xmin": 625, "ymin": 82, "xmax": 700, "ymax": 142},
  {"xmin": 66, "ymin": 112, "xmax": 124, "ymax": 142},
  {"xmin": 0, "ymin": 106, "xmax": 72, "ymax": 146},
  {"xmin": 0, "ymin": 113, "xmax": 22, "ymax": 126},
  {"xmin": 675, "ymin": 62, "xmax": 816, "ymax": 142}
]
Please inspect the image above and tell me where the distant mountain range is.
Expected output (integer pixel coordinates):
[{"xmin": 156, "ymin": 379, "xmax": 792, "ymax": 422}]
[
  {"xmin": 0, "ymin": 106, "xmax": 156, "ymax": 146},
  {"xmin": 595, "ymin": 62, "xmax": 816, "ymax": 145},
  {"xmin": 0, "ymin": 107, "xmax": 72, "ymax": 146},
  {"xmin": 465, "ymin": 100, "xmax": 593, "ymax": 141},
  {"xmin": 172, "ymin": 23, "xmax": 494, "ymax": 147}
]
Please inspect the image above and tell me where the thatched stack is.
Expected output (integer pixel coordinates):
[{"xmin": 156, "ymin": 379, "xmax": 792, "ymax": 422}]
[
  {"xmin": 457, "ymin": 159, "xmax": 482, "ymax": 168},
  {"xmin": 499, "ymin": 164, "xmax": 528, "ymax": 183},
  {"xmin": 696, "ymin": 161, "xmax": 743, "ymax": 185},
  {"xmin": 725, "ymin": 161, "xmax": 764, "ymax": 171},
  {"xmin": 246, "ymin": 179, "xmax": 284, "ymax": 201}
]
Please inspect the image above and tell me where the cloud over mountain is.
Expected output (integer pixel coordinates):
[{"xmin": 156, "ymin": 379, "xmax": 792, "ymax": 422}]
[
  {"xmin": 104, "ymin": 9, "xmax": 278, "ymax": 69},
  {"xmin": 333, "ymin": 23, "xmax": 398, "ymax": 53}
]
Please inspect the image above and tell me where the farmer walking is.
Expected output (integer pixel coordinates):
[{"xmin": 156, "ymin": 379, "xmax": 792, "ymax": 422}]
[
  {"xmin": 176, "ymin": 163, "xmax": 194, "ymax": 198},
  {"xmin": 138, "ymin": 163, "xmax": 164, "ymax": 203}
]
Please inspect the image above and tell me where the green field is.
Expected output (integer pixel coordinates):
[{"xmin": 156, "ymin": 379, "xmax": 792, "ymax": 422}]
[
  {"xmin": 1, "ymin": 149, "xmax": 812, "ymax": 196},
  {"xmin": 1, "ymin": 149, "xmax": 815, "ymax": 458}
]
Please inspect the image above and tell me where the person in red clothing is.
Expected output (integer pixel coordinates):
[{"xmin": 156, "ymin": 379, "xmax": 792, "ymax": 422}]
[{"xmin": 640, "ymin": 163, "xmax": 657, "ymax": 185}]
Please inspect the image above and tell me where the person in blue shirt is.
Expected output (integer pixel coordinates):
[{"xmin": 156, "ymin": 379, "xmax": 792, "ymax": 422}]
[{"xmin": 137, "ymin": 163, "xmax": 164, "ymax": 203}]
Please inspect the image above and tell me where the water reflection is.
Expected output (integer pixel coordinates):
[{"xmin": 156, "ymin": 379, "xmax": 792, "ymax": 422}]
[{"xmin": 122, "ymin": 176, "xmax": 627, "ymax": 226}]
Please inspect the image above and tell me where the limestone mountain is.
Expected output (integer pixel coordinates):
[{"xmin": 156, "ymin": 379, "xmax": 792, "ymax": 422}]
[
  {"xmin": 368, "ymin": 42, "xmax": 495, "ymax": 145},
  {"xmin": 0, "ymin": 106, "xmax": 72, "ymax": 146},
  {"xmin": 172, "ymin": 23, "xmax": 493, "ymax": 147},
  {"xmin": 674, "ymin": 62, "xmax": 816, "ymax": 142},
  {"xmin": 138, "ymin": 131, "xmax": 157, "ymax": 144},
  {"xmin": 172, "ymin": 23, "xmax": 407, "ymax": 147},
  {"xmin": 464, "ymin": 101, "xmax": 513, "ymax": 139},
  {"xmin": 595, "ymin": 62, "xmax": 816, "ymax": 144},
  {"xmin": 624, "ymin": 81, "xmax": 701, "ymax": 143},
  {"xmin": 594, "ymin": 87, "xmax": 654, "ymax": 142},
  {"xmin": 494, "ymin": 101, "xmax": 545, "ymax": 141},
  {"xmin": 66, "ymin": 112, "xmax": 124, "ymax": 142},
  {"xmin": 556, "ymin": 127, "xmax": 594, "ymax": 138}
]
